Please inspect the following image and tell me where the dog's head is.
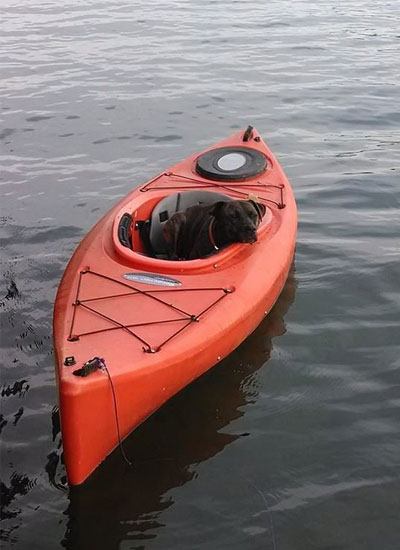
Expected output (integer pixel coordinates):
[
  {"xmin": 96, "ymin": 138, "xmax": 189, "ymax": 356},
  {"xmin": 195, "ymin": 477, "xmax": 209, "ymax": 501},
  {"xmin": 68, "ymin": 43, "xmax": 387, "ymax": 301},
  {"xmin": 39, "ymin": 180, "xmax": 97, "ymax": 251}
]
[{"xmin": 211, "ymin": 199, "xmax": 266, "ymax": 244}]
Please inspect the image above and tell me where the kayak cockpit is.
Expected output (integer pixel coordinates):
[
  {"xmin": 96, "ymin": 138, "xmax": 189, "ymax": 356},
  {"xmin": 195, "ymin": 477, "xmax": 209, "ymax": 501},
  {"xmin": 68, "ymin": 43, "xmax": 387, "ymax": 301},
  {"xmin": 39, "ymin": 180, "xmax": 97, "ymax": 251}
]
[{"xmin": 113, "ymin": 190, "xmax": 273, "ymax": 267}]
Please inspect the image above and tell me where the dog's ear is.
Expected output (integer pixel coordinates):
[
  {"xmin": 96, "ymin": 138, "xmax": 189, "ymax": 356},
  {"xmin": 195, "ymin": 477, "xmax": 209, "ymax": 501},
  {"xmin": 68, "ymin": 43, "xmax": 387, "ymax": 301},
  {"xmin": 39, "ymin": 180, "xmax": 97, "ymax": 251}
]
[
  {"xmin": 249, "ymin": 200, "xmax": 266, "ymax": 221},
  {"xmin": 163, "ymin": 212, "xmax": 186, "ymax": 260},
  {"xmin": 210, "ymin": 201, "xmax": 228, "ymax": 218}
]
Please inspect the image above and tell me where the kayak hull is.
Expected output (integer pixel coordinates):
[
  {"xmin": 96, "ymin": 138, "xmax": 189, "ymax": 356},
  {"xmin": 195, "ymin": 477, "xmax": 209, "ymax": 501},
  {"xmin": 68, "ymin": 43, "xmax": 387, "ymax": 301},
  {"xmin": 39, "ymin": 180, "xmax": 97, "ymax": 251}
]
[{"xmin": 53, "ymin": 127, "xmax": 297, "ymax": 485}]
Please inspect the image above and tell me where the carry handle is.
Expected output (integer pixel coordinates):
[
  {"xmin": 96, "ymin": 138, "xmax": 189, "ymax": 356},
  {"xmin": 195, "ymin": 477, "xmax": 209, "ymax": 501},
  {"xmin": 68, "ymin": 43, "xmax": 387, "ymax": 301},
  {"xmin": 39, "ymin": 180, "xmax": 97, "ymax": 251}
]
[{"xmin": 243, "ymin": 125, "xmax": 254, "ymax": 142}]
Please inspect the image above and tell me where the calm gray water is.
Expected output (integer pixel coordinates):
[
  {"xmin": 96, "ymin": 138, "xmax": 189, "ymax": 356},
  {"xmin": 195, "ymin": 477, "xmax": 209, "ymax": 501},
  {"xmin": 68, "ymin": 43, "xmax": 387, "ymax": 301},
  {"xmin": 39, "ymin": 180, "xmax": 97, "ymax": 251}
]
[{"xmin": 1, "ymin": 1, "xmax": 399, "ymax": 548}]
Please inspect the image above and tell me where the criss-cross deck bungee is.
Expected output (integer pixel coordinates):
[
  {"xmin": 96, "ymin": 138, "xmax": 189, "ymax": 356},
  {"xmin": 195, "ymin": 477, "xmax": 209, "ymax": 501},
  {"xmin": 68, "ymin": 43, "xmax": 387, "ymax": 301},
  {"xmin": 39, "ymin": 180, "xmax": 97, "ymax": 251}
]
[
  {"xmin": 68, "ymin": 268, "xmax": 232, "ymax": 353},
  {"xmin": 53, "ymin": 126, "xmax": 297, "ymax": 485}
]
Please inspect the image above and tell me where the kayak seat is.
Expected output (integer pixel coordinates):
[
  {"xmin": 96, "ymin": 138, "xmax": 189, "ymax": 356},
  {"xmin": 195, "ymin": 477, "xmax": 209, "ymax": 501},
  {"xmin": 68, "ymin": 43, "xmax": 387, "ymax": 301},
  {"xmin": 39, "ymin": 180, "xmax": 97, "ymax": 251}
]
[{"xmin": 141, "ymin": 191, "xmax": 232, "ymax": 259}]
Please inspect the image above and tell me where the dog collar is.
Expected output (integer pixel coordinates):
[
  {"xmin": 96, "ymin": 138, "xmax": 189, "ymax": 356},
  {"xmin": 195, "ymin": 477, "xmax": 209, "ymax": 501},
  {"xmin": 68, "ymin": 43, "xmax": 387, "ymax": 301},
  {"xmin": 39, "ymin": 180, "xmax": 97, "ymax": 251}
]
[{"xmin": 208, "ymin": 217, "xmax": 219, "ymax": 251}]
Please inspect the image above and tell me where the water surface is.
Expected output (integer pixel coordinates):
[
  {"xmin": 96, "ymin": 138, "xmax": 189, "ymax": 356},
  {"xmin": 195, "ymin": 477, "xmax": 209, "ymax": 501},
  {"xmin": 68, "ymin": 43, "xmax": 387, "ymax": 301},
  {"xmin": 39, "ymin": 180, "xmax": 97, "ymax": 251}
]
[{"xmin": 1, "ymin": 1, "xmax": 399, "ymax": 549}]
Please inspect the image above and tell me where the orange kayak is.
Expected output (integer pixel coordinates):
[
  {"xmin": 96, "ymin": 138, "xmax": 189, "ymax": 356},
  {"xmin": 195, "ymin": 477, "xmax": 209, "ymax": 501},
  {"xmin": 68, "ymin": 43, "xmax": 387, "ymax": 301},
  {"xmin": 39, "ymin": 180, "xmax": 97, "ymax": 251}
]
[{"xmin": 53, "ymin": 126, "xmax": 297, "ymax": 485}]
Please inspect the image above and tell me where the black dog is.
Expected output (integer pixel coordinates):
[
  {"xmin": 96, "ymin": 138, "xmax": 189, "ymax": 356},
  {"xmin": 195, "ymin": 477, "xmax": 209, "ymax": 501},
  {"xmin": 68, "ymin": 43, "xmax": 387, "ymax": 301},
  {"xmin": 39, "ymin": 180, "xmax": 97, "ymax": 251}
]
[{"xmin": 163, "ymin": 199, "xmax": 266, "ymax": 261}]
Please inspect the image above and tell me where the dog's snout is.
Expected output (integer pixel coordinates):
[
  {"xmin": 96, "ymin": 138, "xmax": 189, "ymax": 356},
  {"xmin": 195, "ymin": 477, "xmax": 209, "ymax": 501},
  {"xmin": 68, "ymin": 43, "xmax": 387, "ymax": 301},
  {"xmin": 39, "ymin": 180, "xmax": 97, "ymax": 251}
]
[
  {"xmin": 243, "ymin": 225, "xmax": 257, "ymax": 243},
  {"xmin": 246, "ymin": 223, "xmax": 256, "ymax": 234}
]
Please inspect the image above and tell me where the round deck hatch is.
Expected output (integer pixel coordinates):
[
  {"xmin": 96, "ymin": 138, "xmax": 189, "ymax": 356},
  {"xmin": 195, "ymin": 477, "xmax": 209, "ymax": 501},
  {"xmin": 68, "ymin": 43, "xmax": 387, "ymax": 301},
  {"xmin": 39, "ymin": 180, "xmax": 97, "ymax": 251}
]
[{"xmin": 196, "ymin": 146, "xmax": 267, "ymax": 181}]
